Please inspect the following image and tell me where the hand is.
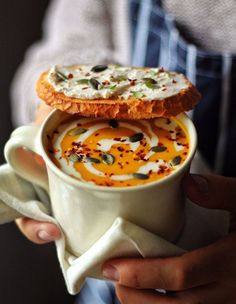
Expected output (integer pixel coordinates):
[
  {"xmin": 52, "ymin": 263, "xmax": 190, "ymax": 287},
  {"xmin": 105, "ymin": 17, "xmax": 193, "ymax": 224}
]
[
  {"xmin": 15, "ymin": 218, "xmax": 61, "ymax": 244},
  {"xmin": 102, "ymin": 174, "xmax": 236, "ymax": 304},
  {"xmin": 35, "ymin": 101, "xmax": 53, "ymax": 125}
]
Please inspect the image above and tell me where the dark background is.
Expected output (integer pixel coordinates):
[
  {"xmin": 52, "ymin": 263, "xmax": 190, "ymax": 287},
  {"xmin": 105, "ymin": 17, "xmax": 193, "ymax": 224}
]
[{"xmin": 0, "ymin": 2, "xmax": 75, "ymax": 303}]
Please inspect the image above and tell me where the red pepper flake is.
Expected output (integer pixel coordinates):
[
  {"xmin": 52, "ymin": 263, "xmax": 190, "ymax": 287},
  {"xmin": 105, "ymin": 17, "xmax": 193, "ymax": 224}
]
[
  {"xmin": 128, "ymin": 78, "xmax": 137, "ymax": 85},
  {"xmin": 118, "ymin": 162, "xmax": 124, "ymax": 169},
  {"xmin": 102, "ymin": 80, "xmax": 110, "ymax": 85},
  {"xmin": 95, "ymin": 133, "xmax": 99, "ymax": 136},
  {"xmin": 148, "ymin": 170, "xmax": 153, "ymax": 175},
  {"xmin": 82, "ymin": 87, "xmax": 89, "ymax": 90},
  {"xmin": 97, "ymin": 143, "xmax": 101, "ymax": 146},
  {"xmin": 120, "ymin": 154, "xmax": 124, "ymax": 157},
  {"xmin": 161, "ymin": 88, "xmax": 167, "ymax": 91},
  {"xmin": 126, "ymin": 161, "xmax": 129, "ymax": 165},
  {"xmin": 68, "ymin": 73, "xmax": 74, "ymax": 79},
  {"xmin": 114, "ymin": 137, "xmax": 122, "ymax": 141},
  {"xmin": 172, "ymin": 79, "xmax": 177, "ymax": 84},
  {"xmin": 117, "ymin": 147, "xmax": 125, "ymax": 152},
  {"xmin": 166, "ymin": 119, "xmax": 171, "ymax": 125}
]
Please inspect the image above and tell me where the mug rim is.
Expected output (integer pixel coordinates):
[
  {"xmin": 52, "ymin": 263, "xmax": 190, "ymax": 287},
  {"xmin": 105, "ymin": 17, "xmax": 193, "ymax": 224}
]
[{"xmin": 39, "ymin": 109, "xmax": 197, "ymax": 193}]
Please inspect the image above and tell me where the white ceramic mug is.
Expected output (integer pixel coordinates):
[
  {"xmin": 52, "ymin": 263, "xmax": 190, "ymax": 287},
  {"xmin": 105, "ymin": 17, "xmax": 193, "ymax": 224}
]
[{"xmin": 4, "ymin": 110, "xmax": 197, "ymax": 256}]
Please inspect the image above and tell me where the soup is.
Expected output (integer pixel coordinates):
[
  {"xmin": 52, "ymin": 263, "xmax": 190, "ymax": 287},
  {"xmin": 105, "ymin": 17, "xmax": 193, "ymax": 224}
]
[{"xmin": 47, "ymin": 116, "xmax": 189, "ymax": 187}]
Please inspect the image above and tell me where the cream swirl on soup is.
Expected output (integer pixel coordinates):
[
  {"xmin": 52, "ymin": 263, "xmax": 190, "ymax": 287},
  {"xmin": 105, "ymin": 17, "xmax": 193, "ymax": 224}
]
[{"xmin": 47, "ymin": 116, "xmax": 189, "ymax": 187}]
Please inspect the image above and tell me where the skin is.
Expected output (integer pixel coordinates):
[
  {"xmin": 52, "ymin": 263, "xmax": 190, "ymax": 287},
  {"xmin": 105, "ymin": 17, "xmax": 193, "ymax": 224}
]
[
  {"xmin": 103, "ymin": 174, "xmax": 236, "ymax": 304},
  {"xmin": 16, "ymin": 103, "xmax": 236, "ymax": 302}
]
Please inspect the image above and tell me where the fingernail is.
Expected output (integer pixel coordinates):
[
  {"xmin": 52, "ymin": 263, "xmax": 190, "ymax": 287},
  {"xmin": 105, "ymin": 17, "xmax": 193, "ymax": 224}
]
[
  {"xmin": 37, "ymin": 230, "xmax": 55, "ymax": 242},
  {"xmin": 192, "ymin": 175, "xmax": 209, "ymax": 193},
  {"xmin": 102, "ymin": 265, "xmax": 119, "ymax": 281}
]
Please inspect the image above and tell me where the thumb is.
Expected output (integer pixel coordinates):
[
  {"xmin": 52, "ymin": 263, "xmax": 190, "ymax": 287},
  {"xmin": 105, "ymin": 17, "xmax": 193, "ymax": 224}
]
[{"xmin": 182, "ymin": 173, "xmax": 236, "ymax": 212}]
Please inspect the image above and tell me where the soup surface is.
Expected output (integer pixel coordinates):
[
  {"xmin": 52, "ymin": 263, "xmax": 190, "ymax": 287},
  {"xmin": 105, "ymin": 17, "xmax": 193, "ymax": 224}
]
[{"xmin": 48, "ymin": 116, "xmax": 189, "ymax": 187}]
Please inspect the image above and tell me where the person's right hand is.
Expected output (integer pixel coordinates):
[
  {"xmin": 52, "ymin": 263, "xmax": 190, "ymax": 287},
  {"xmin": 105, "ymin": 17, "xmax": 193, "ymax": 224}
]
[{"xmin": 15, "ymin": 218, "xmax": 61, "ymax": 244}]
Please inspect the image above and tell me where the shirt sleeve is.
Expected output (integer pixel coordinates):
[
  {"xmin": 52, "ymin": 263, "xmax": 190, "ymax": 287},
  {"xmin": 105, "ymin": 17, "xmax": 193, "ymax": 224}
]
[{"xmin": 10, "ymin": 0, "xmax": 119, "ymax": 126}]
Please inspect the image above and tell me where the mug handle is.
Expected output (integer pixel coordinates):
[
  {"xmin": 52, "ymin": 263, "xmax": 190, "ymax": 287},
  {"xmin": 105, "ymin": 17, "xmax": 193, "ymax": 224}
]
[{"xmin": 4, "ymin": 125, "xmax": 49, "ymax": 192}]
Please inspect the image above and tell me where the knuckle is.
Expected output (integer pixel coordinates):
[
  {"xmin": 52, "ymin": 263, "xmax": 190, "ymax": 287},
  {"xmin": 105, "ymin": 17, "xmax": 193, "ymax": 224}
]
[
  {"xmin": 172, "ymin": 261, "xmax": 190, "ymax": 290},
  {"xmin": 119, "ymin": 265, "xmax": 143, "ymax": 289}
]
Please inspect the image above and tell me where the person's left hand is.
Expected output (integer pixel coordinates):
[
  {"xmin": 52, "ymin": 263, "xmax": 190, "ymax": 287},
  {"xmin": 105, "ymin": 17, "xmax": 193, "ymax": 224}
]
[{"xmin": 102, "ymin": 174, "xmax": 236, "ymax": 303}]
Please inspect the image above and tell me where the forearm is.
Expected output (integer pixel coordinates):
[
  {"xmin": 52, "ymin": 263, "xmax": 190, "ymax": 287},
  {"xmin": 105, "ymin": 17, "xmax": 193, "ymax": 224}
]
[{"xmin": 11, "ymin": 0, "xmax": 117, "ymax": 126}]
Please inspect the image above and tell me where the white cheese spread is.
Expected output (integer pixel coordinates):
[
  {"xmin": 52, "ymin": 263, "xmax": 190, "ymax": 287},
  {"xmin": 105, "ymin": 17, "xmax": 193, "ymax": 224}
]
[{"xmin": 48, "ymin": 64, "xmax": 189, "ymax": 101}]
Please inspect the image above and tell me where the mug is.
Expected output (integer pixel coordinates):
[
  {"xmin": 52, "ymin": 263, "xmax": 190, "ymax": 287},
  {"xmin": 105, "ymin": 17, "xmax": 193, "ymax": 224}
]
[{"xmin": 4, "ymin": 110, "xmax": 197, "ymax": 256}]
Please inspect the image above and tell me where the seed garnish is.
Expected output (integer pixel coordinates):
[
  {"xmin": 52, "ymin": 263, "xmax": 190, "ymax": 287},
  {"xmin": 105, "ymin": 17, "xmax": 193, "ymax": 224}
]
[
  {"xmin": 91, "ymin": 65, "xmax": 108, "ymax": 73},
  {"xmin": 69, "ymin": 128, "xmax": 87, "ymax": 136},
  {"xmin": 77, "ymin": 79, "xmax": 89, "ymax": 84},
  {"xmin": 55, "ymin": 71, "xmax": 68, "ymax": 82},
  {"xmin": 101, "ymin": 152, "xmax": 115, "ymax": 165},
  {"xmin": 169, "ymin": 155, "xmax": 182, "ymax": 166},
  {"xmin": 85, "ymin": 157, "xmax": 101, "ymax": 164},
  {"xmin": 129, "ymin": 132, "xmax": 144, "ymax": 142},
  {"xmin": 131, "ymin": 91, "xmax": 145, "ymax": 99},
  {"xmin": 150, "ymin": 146, "xmax": 167, "ymax": 152},
  {"xmin": 109, "ymin": 119, "xmax": 119, "ymax": 128},
  {"xmin": 89, "ymin": 78, "xmax": 101, "ymax": 90},
  {"xmin": 132, "ymin": 173, "xmax": 149, "ymax": 180},
  {"xmin": 69, "ymin": 154, "xmax": 82, "ymax": 163}
]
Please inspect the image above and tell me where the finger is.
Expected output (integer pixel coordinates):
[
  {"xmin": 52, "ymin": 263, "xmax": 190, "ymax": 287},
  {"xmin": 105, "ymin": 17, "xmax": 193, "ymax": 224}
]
[
  {"xmin": 175, "ymin": 282, "xmax": 232, "ymax": 304},
  {"xmin": 15, "ymin": 218, "xmax": 61, "ymax": 244},
  {"xmin": 116, "ymin": 283, "xmax": 232, "ymax": 304},
  {"xmin": 103, "ymin": 233, "xmax": 236, "ymax": 291},
  {"xmin": 116, "ymin": 285, "xmax": 178, "ymax": 304},
  {"xmin": 183, "ymin": 173, "xmax": 236, "ymax": 212}
]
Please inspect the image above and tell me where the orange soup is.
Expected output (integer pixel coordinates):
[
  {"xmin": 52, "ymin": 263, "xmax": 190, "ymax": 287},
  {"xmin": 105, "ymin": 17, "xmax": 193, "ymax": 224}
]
[{"xmin": 47, "ymin": 116, "xmax": 189, "ymax": 187}]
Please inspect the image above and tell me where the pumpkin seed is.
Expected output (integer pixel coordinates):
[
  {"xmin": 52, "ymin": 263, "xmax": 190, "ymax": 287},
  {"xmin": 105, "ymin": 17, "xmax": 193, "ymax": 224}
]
[
  {"xmin": 132, "ymin": 173, "xmax": 149, "ymax": 180},
  {"xmin": 55, "ymin": 71, "xmax": 68, "ymax": 82},
  {"xmin": 69, "ymin": 153, "xmax": 82, "ymax": 163},
  {"xmin": 108, "ymin": 119, "xmax": 119, "ymax": 128},
  {"xmin": 143, "ymin": 77, "xmax": 157, "ymax": 84},
  {"xmin": 129, "ymin": 132, "xmax": 144, "ymax": 142},
  {"xmin": 91, "ymin": 65, "xmax": 108, "ymax": 73},
  {"xmin": 107, "ymin": 84, "xmax": 117, "ymax": 90},
  {"xmin": 131, "ymin": 91, "xmax": 145, "ymax": 99},
  {"xmin": 69, "ymin": 128, "xmax": 87, "ymax": 136},
  {"xmin": 85, "ymin": 157, "xmax": 101, "ymax": 164},
  {"xmin": 142, "ymin": 77, "xmax": 157, "ymax": 89},
  {"xmin": 77, "ymin": 79, "xmax": 89, "ymax": 84},
  {"xmin": 150, "ymin": 146, "xmax": 167, "ymax": 152},
  {"xmin": 89, "ymin": 78, "xmax": 101, "ymax": 90},
  {"xmin": 170, "ymin": 155, "xmax": 182, "ymax": 166},
  {"xmin": 101, "ymin": 152, "xmax": 115, "ymax": 165},
  {"xmin": 111, "ymin": 75, "xmax": 127, "ymax": 82}
]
